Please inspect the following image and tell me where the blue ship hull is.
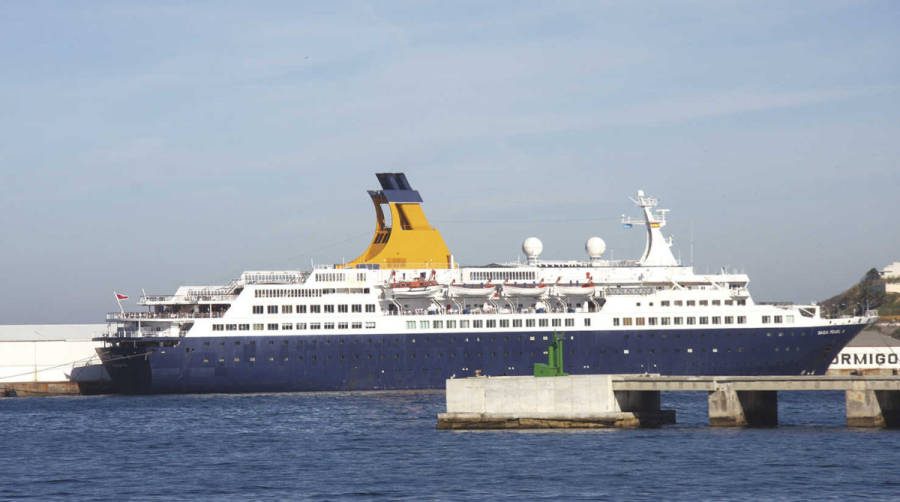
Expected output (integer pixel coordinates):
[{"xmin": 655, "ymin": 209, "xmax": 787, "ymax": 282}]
[{"xmin": 97, "ymin": 323, "xmax": 865, "ymax": 394}]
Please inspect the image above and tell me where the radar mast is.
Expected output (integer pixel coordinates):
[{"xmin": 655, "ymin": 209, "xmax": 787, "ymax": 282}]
[{"xmin": 621, "ymin": 190, "xmax": 678, "ymax": 266}]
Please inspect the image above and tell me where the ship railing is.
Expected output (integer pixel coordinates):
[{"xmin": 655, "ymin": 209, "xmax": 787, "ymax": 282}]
[
  {"xmin": 386, "ymin": 307, "xmax": 586, "ymax": 316},
  {"xmin": 107, "ymin": 312, "xmax": 225, "ymax": 321},
  {"xmin": 138, "ymin": 294, "xmax": 237, "ymax": 304}
]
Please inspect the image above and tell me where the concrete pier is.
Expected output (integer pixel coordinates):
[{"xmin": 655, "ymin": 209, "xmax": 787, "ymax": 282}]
[
  {"xmin": 437, "ymin": 375, "xmax": 675, "ymax": 429},
  {"xmin": 708, "ymin": 386, "xmax": 777, "ymax": 427},
  {"xmin": 846, "ymin": 389, "xmax": 900, "ymax": 427},
  {"xmin": 438, "ymin": 374, "xmax": 900, "ymax": 429},
  {"xmin": 0, "ymin": 381, "xmax": 81, "ymax": 397}
]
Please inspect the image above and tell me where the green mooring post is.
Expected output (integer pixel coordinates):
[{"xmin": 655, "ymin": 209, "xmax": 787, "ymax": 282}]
[{"xmin": 534, "ymin": 332, "xmax": 568, "ymax": 377}]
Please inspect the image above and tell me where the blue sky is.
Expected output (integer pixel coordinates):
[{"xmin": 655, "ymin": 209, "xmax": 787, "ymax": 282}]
[{"xmin": 1, "ymin": 1, "xmax": 898, "ymax": 323}]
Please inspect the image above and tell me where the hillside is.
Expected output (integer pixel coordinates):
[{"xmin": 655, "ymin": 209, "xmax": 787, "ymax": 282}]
[
  {"xmin": 820, "ymin": 268, "xmax": 900, "ymax": 317},
  {"xmin": 819, "ymin": 268, "xmax": 900, "ymax": 339}
]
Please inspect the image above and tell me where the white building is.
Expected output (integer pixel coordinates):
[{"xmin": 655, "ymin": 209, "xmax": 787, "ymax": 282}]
[
  {"xmin": 0, "ymin": 324, "xmax": 108, "ymax": 383},
  {"xmin": 882, "ymin": 262, "xmax": 900, "ymax": 294}
]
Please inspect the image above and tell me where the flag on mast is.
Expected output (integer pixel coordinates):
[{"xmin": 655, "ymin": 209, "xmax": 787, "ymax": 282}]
[{"xmin": 114, "ymin": 291, "xmax": 128, "ymax": 314}]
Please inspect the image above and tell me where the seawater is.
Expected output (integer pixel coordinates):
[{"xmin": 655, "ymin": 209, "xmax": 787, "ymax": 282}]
[{"xmin": 2, "ymin": 391, "xmax": 899, "ymax": 501}]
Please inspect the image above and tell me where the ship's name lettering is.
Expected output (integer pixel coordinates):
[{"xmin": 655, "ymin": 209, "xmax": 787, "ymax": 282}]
[
  {"xmin": 831, "ymin": 353, "xmax": 900, "ymax": 365},
  {"xmin": 817, "ymin": 329, "xmax": 842, "ymax": 335}
]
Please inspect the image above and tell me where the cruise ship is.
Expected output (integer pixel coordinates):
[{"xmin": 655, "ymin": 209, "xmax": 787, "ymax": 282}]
[{"xmin": 96, "ymin": 173, "xmax": 875, "ymax": 394}]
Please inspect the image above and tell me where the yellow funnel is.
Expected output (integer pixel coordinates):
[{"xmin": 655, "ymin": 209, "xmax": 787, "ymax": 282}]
[{"xmin": 341, "ymin": 173, "xmax": 453, "ymax": 270}]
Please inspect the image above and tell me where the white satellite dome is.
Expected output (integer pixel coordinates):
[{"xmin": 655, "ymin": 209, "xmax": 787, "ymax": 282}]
[
  {"xmin": 585, "ymin": 237, "xmax": 606, "ymax": 258},
  {"xmin": 522, "ymin": 237, "xmax": 543, "ymax": 264}
]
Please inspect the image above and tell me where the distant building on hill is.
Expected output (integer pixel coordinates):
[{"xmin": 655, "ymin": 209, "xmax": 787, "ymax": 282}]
[{"xmin": 881, "ymin": 262, "xmax": 900, "ymax": 294}]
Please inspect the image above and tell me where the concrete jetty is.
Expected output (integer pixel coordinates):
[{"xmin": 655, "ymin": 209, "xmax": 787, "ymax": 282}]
[
  {"xmin": 438, "ymin": 375, "xmax": 675, "ymax": 429},
  {"xmin": 437, "ymin": 374, "xmax": 900, "ymax": 429}
]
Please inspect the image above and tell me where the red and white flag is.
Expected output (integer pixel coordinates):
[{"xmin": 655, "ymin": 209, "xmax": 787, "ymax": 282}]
[{"xmin": 115, "ymin": 293, "xmax": 128, "ymax": 300}]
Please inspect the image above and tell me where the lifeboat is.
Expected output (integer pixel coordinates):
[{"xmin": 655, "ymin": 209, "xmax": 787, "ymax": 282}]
[
  {"xmin": 501, "ymin": 280, "xmax": 550, "ymax": 298},
  {"xmin": 386, "ymin": 270, "xmax": 443, "ymax": 298},
  {"xmin": 448, "ymin": 281, "xmax": 497, "ymax": 298},
  {"xmin": 554, "ymin": 273, "xmax": 598, "ymax": 297},
  {"xmin": 387, "ymin": 279, "xmax": 443, "ymax": 298}
]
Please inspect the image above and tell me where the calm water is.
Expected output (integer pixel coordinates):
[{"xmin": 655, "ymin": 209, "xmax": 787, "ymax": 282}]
[{"xmin": 2, "ymin": 391, "xmax": 898, "ymax": 501}]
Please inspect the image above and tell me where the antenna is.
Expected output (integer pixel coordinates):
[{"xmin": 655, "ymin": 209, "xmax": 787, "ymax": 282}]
[{"xmin": 690, "ymin": 222, "xmax": 694, "ymax": 267}]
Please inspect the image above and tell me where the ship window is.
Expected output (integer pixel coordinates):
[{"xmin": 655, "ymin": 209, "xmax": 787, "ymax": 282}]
[
  {"xmin": 224, "ymin": 324, "xmax": 235, "ymax": 331},
  {"xmin": 338, "ymin": 322, "xmax": 348, "ymax": 329},
  {"xmin": 473, "ymin": 320, "xmax": 483, "ymax": 328},
  {"xmin": 613, "ymin": 318, "xmax": 620, "ymax": 326},
  {"xmin": 234, "ymin": 357, "xmax": 240, "ymax": 362},
  {"xmin": 737, "ymin": 316, "xmax": 747, "ymax": 324},
  {"xmin": 365, "ymin": 322, "xmax": 375, "ymax": 329},
  {"xmin": 338, "ymin": 305, "xmax": 348, "ymax": 313},
  {"xmin": 324, "ymin": 323, "xmax": 334, "ymax": 329},
  {"xmin": 239, "ymin": 324, "xmax": 250, "ymax": 331},
  {"xmin": 252, "ymin": 305, "xmax": 264, "ymax": 314},
  {"xmin": 324, "ymin": 305, "xmax": 335, "ymax": 313},
  {"xmin": 296, "ymin": 305, "xmax": 307, "ymax": 313},
  {"xmin": 212, "ymin": 324, "xmax": 223, "ymax": 331},
  {"xmin": 513, "ymin": 319, "xmax": 522, "ymax": 328},
  {"xmin": 673, "ymin": 317, "xmax": 683, "ymax": 325},
  {"xmin": 310, "ymin": 305, "xmax": 321, "ymax": 313},
  {"xmin": 282, "ymin": 305, "xmax": 293, "ymax": 314},
  {"xmin": 686, "ymin": 300, "xmax": 695, "ymax": 306},
  {"xmin": 699, "ymin": 317, "xmax": 708, "ymax": 325},
  {"xmin": 447, "ymin": 320, "xmax": 457, "ymax": 328},
  {"xmin": 407, "ymin": 321, "xmax": 416, "ymax": 329},
  {"xmin": 786, "ymin": 315, "xmax": 794, "ymax": 323},
  {"xmin": 486, "ymin": 320, "xmax": 496, "ymax": 328},
  {"xmin": 267, "ymin": 323, "xmax": 279, "ymax": 330},
  {"xmin": 762, "ymin": 316, "xmax": 771, "ymax": 324},
  {"xmin": 253, "ymin": 324, "xmax": 263, "ymax": 331},
  {"xmin": 699, "ymin": 300, "xmax": 708, "ymax": 306},
  {"xmin": 420, "ymin": 320, "xmax": 430, "ymax": 329},
  {"xmin": 433, "ymin": 320, "xmax": 444, "ymax": 329},
  {"xmin": 623, "ymin": 318, "xmax": 632, "ymax": 326},
  {"xmin": 687, "ymin": 317, "xmax": 696, "ymax": 325},
  {"xmin": 725, "ymin": 300, "xmax": 734, "ymax": 306},
  {"xmin": 661, "ymin": 317, "xmax": 670, "ymax": 325},
  {"xmin": 297, "ymin": 323, "xmax": 307, "ymax": 330},
  {"xmin": 499, "ymin": 320, "xmax": 509, "ymax": 328},
  {"xmin": 366, "ymin": 304, "xmax": 376, "ymax": 313},
  {"xmin": 674, "ymin": 301, "xmax": 683, "ymax": 306},
  {"xmin": 526, "ymin": 319, "xmax": 536, "ymax": 327},
  {"xmin": 282, "ymin": 323, "xmax": 293, "ymax": 330},
  {"xmin": 737, "ymin": 299, "xmax": 747, "ymax": 306},
  {"xmin": 712, "ymin": 316, "xmax": 721, "ymax": 324},
  {"xmin": 310, "ymin": 323, "xmax": 321, "ymax": 330},
  {"xmin": 724, "ymin": 316, "xmax": 734, "ymax": 324},
  {"xmin": 352, "ymin": 304, "xmax": 362, "ymax": 313},
  {"xmin": 352, "ymin": 322, "xmax": 362, "ymax": 329},
  {"xmin": 460, "ymin": 320, "xmax": 470, "ymax": 329},
  {"xmin": 584, "ymin": 318, "xmax": 591, "ymax": 327},
  {"xmin": 267, "ymin": 306, "xmax": 278, "ymax": 314},
  {"xmin": 648, "ymin": 317, "xmax": 657, "ymax": 326},
  {"xmin": 712, "ymin": 300, "xmax": 721, "ymax": 306},
  {"xmin": 539, "ymin": 319, "xmax": 549, "ymax": 327},
  {"xmin": 661, "ymin": 301, "xmax": 670, "ymax": 307},
  {"xmin": 774, "ymin": 315, "xmax": 783, "ymax": 324},
  {"xmin": 634, "ymin": 318, "xmax": 645, "ymax": 326}
]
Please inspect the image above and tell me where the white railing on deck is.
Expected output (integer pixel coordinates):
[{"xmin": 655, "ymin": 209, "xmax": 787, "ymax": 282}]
[{"xmin": 107, "ymin": 312, "xmax": 224, "ymax": 321}]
